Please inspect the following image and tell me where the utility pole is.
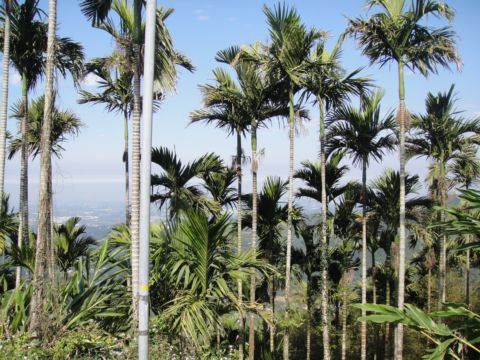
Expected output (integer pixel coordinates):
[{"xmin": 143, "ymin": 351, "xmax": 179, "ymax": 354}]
[{"xmin": 138, "ymin": 0, "xmax": 156, "ymax": 358}]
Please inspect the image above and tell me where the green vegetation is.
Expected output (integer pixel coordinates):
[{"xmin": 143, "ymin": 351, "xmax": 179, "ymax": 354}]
[{"xmin": 0, "ymin": 0, "xmax": 479, "ymax": 359}]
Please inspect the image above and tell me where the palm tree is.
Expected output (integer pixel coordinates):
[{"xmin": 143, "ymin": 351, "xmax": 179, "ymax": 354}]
[
  {"xmin": 330, "ymin": 184, "xmax": 361, "ymax": 360},
  {"xmin": 370, "ymin": 169, "xmax": 431, "ymax": 358},
  {"xmin": 9, "ymin": 94, "xmax": 82, "ymax": 282},
  {"xmin": 449, "ymin": 146, "xmax": 480, "ymax": 306},
  {"xmin": 80, "ymin": 0, "xmax": 193, "ymax": 323},
  {"xmin": 216, "ymin": 47, "xmax": 300, "ymax": 358},
  {"xmin": 347, "ymin": 1, "xmax": 461, "ymax": 356},
  {"xmin": 295, "ymin": 224, "xmax": 319, "ymax": 360},
  {"xmin": 302, "ymin": 38, "xmax": 370, "ymax": 355},
  {"xmin": 327, "ymin": 90, "xmax": 396, "ymax": 358},
  {"xmin": 201, "ymin": 168, "xmax": 239, "ymax": 214},
  {"xmin": 407, "ymin": 85, "xmax": 480, "ymax": 308},
  {"xmin": 2, "ymin": 0, "xmax": 83, "ymax": 302},
  {"xmin": 0, "ymin": 0, "xmax": 11, "ymax": 199},
  {"xmin": 243, "ymin": 176, "xmax": 298, "ymax": 356},
  {"xmin": 158, "ymin": 210, "xmax": 271, "ymax": 352},
  {"xmin": 150, "ymin": 146, "xmax": 224, "ymax": 219},
  {"xmin": 79, "ymin": 57, "xmax": 161, "ymax": 226},
  {"xmin": 54, "ymin": 217, "xmax": 96, "ymax": 279},
  {"xmin": 190, "ymin": 66, "xmax": 251, "ymax": 357},
  {"xmin": 9, "ymin": 94, "xmax": 82, "ymax": 160},
  {"xmin": 241, "ymin": 4, "xmax": 320, "ymax": 356},
  {"xmin": 295, "ymin": 151, "xmax": 349, "ymax": 214},
  {"xmin": 1, "ymin": 0, "xmax": 43, "ymax": 289},
  {"xmin": 0, "ymin": 194, "xmax": 17, "ymax": 255}
]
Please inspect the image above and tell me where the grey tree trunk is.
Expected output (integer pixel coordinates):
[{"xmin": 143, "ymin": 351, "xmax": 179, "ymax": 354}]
[
  {"xmin": 427, "ymin": 268, "xmax": 432, "ymax": 313},
  {"xmin": 16, "ymin": 74, "xmax": 29, "ymax": 288},
  {"xmin": 463, "ymin": 185, "xmax": 470, "ymax": 306},
  {"xmin": 318, "ymin": 97, "xmax": 331, "ymax": 360},
  {"xmin": 372, "ymin": 252, "xmax": 376, "ymax": 305},
  {"xmin": 465, "ymin": 243, "xmax": 470, "ymax": 306},
  {"xmin": 130, "ymin": 0, "xmax": 143, "ymax": 327},
  {"xmin": 47, "ymin": 166, "xmax": 54, "ymax": 281},
  {"xmin": 236, "ymin": 129, "xmax": 244, "ymax": 359},
  {"xmin": 306, "ymin": 284, "xmax": 312, "ymax": 360},
  {"xmin": 124, "ymin": 109, "xmax": 130, "ymax": 226},
  {"xmin": 395, "ymin": 62, "xmax": 407, "ymax": 360},
  {"xmin": 438, "ymin": 163, "xmax": 447, "ymax": 308},
  {"xmin": 269, "ymin": 279, "xmax": 275, "ymax": 355},
  {"xmin": 283, "ymin": 90, "xmax": 295, "ymax": 360},
  {"xmin": 29, "ymin": 0, "xmax": 56, "ymax": 335},
  {"xmin": 248, "ymin": 119, "xmax": 257, "ymax": 360},
  {"xmin": 372, "ymin": 251, "xmax": 378, "ymax": 360},
  {"xmin": 385, "ymin": 279, "xmax": 391, "ymax": 360},
  {"xmin": 0, "ymin": 0, "xmax": 10, "ymax": 198},
  {"xmin": 341, "ymin": 278, "xmax": 349, "ymax": 360},
  {"xmin": 361, "ymin": 157, "xmax": 368, "ymax": 360}
]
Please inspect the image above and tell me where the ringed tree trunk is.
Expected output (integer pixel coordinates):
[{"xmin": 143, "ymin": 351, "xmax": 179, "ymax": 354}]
[
  {"xmin": 29, "ymin": 0, "xmax": 57, "ymax": 335},
  {"xmin": 124, "ymin": 109, "xmax": 130, "ymax": 226},
  {"xmin": 372, "ymin": 251, "xmax": 377, "ymax": 305},
  {"xmin": 248, "ymin": 118, "xmax": 258, "ymax": 360},
  {"xmin": 385, "ymin": 276, "xmax": 391, "ymax": 359},
  {"xmin": 283, "ymin": 88, "xmax": 295, "ymax": 360},
  {"xmin": 372, "ymin": 250, "xmax": 378, "ymax": 360},
  {"xmin": 269, "ymin": 278, "xmax": 276, "ymax": 355},
  {"xmin": 47, "ymin": 166, "xmax": 54, "ymax": 281},
  {"xmin": 465, "ymin": 239, "xmax": 470, "ymax": 306},
  {"xmin": 318, "ymin": 96, "xmax": 331, "ymax": 360},
  {"xmin": 130, "ymin": 0, "xmax": 142, "ymax": 327},
  {"xmin": 360, "ymin": 156, "xmax": 368, "ymax": 360},
  {"xmin": 427, "ymin": 268, "xmax": 432, "ymax": 313},
  {"xmin": 438, "ymin": 162, "xmax": 448, "ymax": 308},
  {"xmin": 306, "ymin": 281, "xmax": 312, "ymax": 360},
  {"xmin": 236, "ymin": 128, "xmax": 245, "ymax": 359},
  {"xmin": 341, "ymin": 275, "xmax": 349, "ymax": 360},
  {"xmin": 0, "ymin": 0, "xmax": 10, "ymax": 198},
  {"xmin": 395, "ymin": 61, "xmax": 407, "ymax": 360},
  {"xmin": 16, "ymin": 73, "xmax": 29, "ymax": 288}
]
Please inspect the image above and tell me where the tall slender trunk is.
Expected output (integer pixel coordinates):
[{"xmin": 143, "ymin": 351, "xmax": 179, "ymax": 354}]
[
  {"xmin": 372, "ymin": 251, "xmax": 376, "ymax": 304},
  {"xmin": 341, "ymin": 278, "xmax": 349, "ymax": 360},
  {"xmin": 16, "ymin": 74, "xmax": 29, "ymax": 288},
  {"xmin": 464, "ymin": 183, "xmax": 470, "ymax": 307},
  {"xmin": 29, "ymin": 0, "xmax": 56, "ymax": 335},
  {"xmin": 318, "ymin": 96, "xmax": 331, "ymax": 360},
  {"xmin": 438, "ymin": 162, "xmax": 447, "ymax": 308},
  {"xmin": 269, "ymin": 278, "xmax": 275, "ymax": 355},
  {"xmin": 427, "ymin": 268, "xmax": 432, "ymax": 313},
  {"xmin": 361, "ymin": 156, "xmax": 368, "ymax": 360},
  {"xmin": 306, "ymin": 281, "xmax": 312, "ymax": 360},
  {"xmin": 283, "ymin": 88, "xmax": 295, "ymax": 360},
  {"xmin": 47, "ymin": 166, "xmax": 54, "ymax": 281},
  {"xmin": 385, "ymin": 279, "xmax": 391, "ymax": 360},
  {"xmin": 465, "ymin": 242, "xmax": 470, "ymax": 307},
  {"xmin": 395, "ymin": 61, "xmax": 406, "ymax": 360},
  {"xmin": 248, "ymin": 119, "xmax": 258, "ymax": 360},
  {"xmin": 124, "ymin": 109, "xmax": 130, "ymax": 226},
  {"xmin": 0, "ymin": 0, "xmax": 10, "ymax": 198},
  {"xmin": 236, "ymin": 129, "xmax": 244, "ymax": 359},
  {"xmin": 130, "ymin": 0, "xmax": 142, "ymax": 327},
  {"xmin": 372, "ymin": 251, "xmax": 378, "ymax": 360}
]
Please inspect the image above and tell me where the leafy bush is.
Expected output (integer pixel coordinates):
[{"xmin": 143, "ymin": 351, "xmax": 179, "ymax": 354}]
[
  {"xmin": 355, "ymin": 302, "xmax": 480, "ymax": 359},
  {"xmin": 51, "ymin": 325, "xmax": 128, "ymax": 359}
]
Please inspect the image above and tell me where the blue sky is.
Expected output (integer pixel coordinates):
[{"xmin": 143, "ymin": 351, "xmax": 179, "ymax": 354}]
[{"xmin": 3, "ymin": 0, "xmax": 480, "ymax": 209}]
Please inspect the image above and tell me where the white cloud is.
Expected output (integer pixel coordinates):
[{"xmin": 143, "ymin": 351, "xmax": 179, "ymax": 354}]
[
  {"xmin": 81, "ymin": 73, "xmax": 102, "ymax": 87},
  {"xmin": 194, "ymin": 9, "xmax": 209, "ymax": 21}
]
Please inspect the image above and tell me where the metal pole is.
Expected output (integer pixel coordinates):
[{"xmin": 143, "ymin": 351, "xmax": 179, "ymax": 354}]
[{"xmin": 138, "ymin": 0, "xmax": 156, "ymax": 358}]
